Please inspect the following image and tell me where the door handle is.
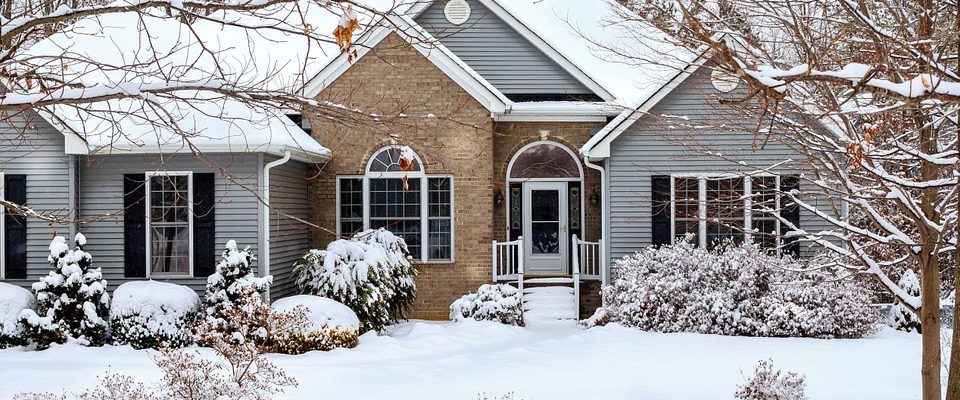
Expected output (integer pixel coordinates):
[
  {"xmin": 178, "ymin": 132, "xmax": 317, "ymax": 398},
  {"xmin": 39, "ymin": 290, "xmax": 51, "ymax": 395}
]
[{"xmin": 562, "ymin": 224, "xmax": 567, "ymax": 233}]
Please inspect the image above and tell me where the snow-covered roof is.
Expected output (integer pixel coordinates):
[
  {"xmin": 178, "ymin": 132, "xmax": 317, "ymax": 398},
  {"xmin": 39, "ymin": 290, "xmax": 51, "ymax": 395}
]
[
  {"xmin": 488, "ymin": 0, "xmax": 694, "ymax": 108},
  {"xmin": 16, "ymin": 0, "xmax": 373, "ymax": 160}
]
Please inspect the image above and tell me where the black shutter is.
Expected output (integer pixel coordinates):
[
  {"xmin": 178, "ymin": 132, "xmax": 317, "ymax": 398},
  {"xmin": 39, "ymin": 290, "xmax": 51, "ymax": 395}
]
[
  {"xmin": 4, "ymin": 175, "xmax": 27, "ymax": 279},
  {"xmin": 651, "ymin": 175, "xmax": 671, "ymax": 246},
  {"xmin": 123, "ymin": 174, "xmax": 147, "ymax": 278},
  {"xmin": 192, "ymin": 173, "xmax": 216, "ymax": 277},
  {"xmin": 780, "ymin": 175, "xmax": 801, "ymax": 257}
]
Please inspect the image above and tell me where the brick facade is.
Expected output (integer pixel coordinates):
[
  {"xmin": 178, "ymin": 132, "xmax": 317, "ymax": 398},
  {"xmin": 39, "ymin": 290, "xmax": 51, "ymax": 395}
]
[{"xmin": 307, "ymin": 33, "xmax": 604, "ymax": 319}]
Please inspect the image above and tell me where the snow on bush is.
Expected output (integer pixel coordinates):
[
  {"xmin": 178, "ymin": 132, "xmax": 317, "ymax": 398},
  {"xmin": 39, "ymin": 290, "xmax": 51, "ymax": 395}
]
[
  {"xmin": 110, "ymin": 281, "xmax": 200, "ymax": 349},
  {"xmin": 887, "ymin": 269, "xmax": 921, "ymax": 333},
  {"xmin": 269, "ymin": 295, "xmax": 360, "ymax": 354},
  {"xmin": 603, "ymin": 239, "xmax": 880, "ymax": 338},
  {"xmin": 203, "ymin": 240, "xmax": 271, "ymax": 346},
  {"xmin": 450, "ymin": 284, "xmax": 523, "ymax": 326},
  {"xmin": 18, "ymin": 234, "xmax": 110, "ymax": 349},
  {"xmin": 294, "ymin": 228, "xmax": 417, "ymax": 333},
  {"xmin": 734, "ymin": 359, "xmax": 808, "ymax": 400},
  {"xmin": 0, "ymin": 282, "xmax": 35, "ymax": 348}
]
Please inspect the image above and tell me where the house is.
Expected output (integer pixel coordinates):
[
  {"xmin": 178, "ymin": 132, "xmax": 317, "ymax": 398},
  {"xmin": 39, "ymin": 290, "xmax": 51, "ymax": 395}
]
[
  {"xmin": 300, "ymin": 0, "xmax": 827, "ymax": 320},
  {"xmin": 1, "ymin": 0, "xmax": 827, "ymax": 321}
]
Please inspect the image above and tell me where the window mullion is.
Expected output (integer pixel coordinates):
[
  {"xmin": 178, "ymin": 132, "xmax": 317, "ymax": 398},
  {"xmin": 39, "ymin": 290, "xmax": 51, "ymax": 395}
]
[
  {"xmin": 669, "ymin": 175, "xmax": 676, "ymax": 244},
  {"xmin": 362, "ymin": 177, "xmax": 370, "ymax": 231}
]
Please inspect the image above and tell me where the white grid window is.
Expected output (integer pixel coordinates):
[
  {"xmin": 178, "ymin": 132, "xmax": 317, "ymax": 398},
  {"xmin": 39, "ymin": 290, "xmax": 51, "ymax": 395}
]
[
  {"xmin": 336, "ymin": 147, "xmax": 454, "ymax": 263},
  {"xmin": 671, "ymin": 175, "xmax": 781, "ymax": 250},
  {"xmin": 146, "ymin": 172, "xmax": 193, "ymax": 276}
]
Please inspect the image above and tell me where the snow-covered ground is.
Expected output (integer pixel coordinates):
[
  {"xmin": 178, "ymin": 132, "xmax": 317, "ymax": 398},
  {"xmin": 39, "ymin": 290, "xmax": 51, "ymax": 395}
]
[{"xmin": 0, "ymin": 321, "xmax": 920, "ymax": 399}]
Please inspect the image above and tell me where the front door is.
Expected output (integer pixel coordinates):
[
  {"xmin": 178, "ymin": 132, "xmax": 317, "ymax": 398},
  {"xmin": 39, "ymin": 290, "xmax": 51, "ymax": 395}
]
[{"xmin": 522, "ymin": 181, "xmax": 568, "ymax": 275}]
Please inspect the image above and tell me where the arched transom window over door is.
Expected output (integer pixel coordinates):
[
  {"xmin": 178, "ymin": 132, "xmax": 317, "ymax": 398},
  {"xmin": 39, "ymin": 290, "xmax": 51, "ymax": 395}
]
[
  {"xmin": 336, "ymin": 146, "xmax": 454, "ymax": 263},
  {"xmin": 508, "ymin": 142, "xmax": 582, "ymax": 179}
]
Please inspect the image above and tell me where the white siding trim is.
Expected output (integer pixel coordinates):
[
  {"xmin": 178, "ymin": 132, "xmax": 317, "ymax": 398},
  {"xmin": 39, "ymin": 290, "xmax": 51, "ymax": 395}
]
[{"xmin": 0, "ymin": 171, "xmax": 4, "ymax": 279}]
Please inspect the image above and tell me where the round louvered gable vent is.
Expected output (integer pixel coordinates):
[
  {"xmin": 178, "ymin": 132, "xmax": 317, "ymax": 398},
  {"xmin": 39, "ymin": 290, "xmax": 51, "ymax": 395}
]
[{"xmin": 444, "ymin": 0, "xmax": 471, "ymax": 25}]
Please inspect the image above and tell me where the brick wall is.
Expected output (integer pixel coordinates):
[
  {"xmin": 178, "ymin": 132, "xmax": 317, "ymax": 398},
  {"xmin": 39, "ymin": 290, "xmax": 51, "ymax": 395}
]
[{"xmin": 306, "ymin": 33, "xmax": 496, "ymax": 320}]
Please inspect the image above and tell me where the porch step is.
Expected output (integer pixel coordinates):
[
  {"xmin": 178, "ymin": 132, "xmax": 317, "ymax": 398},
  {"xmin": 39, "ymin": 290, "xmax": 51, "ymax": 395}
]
[
  {"xmin": 522, "ymin": 285, "xmax": 577, "ymax": 326},
  {"xmin": 523, "ymin": 277, "xmax": 575, "ymax": 284}
]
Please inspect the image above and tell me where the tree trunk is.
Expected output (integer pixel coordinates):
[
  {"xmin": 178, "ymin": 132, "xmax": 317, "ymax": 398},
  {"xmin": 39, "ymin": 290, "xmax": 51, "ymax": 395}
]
[
  {"xmin": 920, "ymin": 251, "xmax": 943, "ymax": 400},
  {"xmin": 946, "ymin": 5, "xmax": 960, "ymax": 399}
]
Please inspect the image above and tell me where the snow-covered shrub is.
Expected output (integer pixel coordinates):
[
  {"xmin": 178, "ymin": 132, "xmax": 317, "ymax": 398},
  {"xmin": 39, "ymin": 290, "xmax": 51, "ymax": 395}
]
[
  {"xmin": 202, "ymin": 240, "xmax": 271, "ymax": 346},
  {"xmin": 887, "ymin": 269, "xmax": 921, "ymax": 333},
  {"xmin": 0, "ymin": 282, "xmax": 35, "ymax": 348},
  {"xmin": 110, "ymin": 281, "xmax": 200, "ymax": 349},
  {"xmin": 450, "ymin": 284, "xmax": 523, "ymax": 326},
  {"xmin": 294, "ymin": 228, "xmax": 417, "ymax": 332},
  {"xmin": 734, "ymin": 359, "xmax": 807, "ymax": 400},
  {"xmin": 603, "ymin": 239, "xmax": 880, "ymax": 338},
  {"xmin": 18, "ymin": 234, "xmax": 110, "ymax": 349},
  {"xmin": 268, "ymin": 295, "xmax": 360, "ymax": 354}
]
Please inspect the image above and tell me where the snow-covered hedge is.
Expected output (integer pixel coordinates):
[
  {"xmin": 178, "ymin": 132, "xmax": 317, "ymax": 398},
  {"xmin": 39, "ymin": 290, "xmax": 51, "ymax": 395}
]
[
  {"xmin": 887, "ymin": 269, "xmax": 921, "ymax": 333},
  {"xmin": 19, "ymin": 234, "xmax": 110, "ymax": 349},
  {"xmin": 294, "ymin": 229, "xmax": 417, "ymax": 333},
  {"xmin": 0, "ymin": 282, "xmax": 35, "ymax": 348},
  {"xmin": 450, "ymin": 284, "xmax": 523, "ymax": 326},
  {"xmin": 110, "ymin": 281, "xmax": 200, "ymax": 349},
  {"xmin": 734, "ymin": 359, "xmax": 807, "ymax": 400},
  {"xmin": 603, "ymin": 240, "xmax": 880, "ymax": 338},
  {"xmin": 268, "ymin": 295, "xmax": 360, "ymax": 354}
]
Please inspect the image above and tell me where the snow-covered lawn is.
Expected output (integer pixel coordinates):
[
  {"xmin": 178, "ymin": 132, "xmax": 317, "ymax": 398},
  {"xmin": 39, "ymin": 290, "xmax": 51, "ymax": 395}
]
[{"xmin": 0, "ymin": 321, "xmax": 920, "ymax": 399}]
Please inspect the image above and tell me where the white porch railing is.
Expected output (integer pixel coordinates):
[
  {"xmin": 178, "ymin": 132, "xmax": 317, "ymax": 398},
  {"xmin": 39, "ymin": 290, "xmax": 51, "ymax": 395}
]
[
  {"xmin": 572, "ymin": 234, "xmax": 602, "ymax": 281},
  {"xmin": 492, "ymin": 236, "xmax": 524, "ymax": 293}
]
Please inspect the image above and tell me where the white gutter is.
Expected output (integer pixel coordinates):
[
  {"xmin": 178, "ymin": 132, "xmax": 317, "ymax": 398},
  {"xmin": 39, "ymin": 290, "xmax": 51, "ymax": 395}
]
[
  {"xmin": 583, "ymin": 157, "xmax": 609, "ymax": 290},
  {"xmin": 261, "ymin": 150, "xmax": 291, "ymax": 299}
]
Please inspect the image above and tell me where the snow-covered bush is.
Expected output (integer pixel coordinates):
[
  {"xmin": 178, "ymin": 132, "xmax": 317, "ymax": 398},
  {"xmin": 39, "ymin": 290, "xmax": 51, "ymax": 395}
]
[
  {"xmin": 294, "ymin": 228, "xmax": 417, "ymax": 332},
  {"xmin": 450, "ymin": 284, "xmax": 523, "ymax": 326},
  {"xmin": 734, "ymin": 359, "xmax": 807, "ymax": 400},
  {"xmin": 603, "ymin": 239, "xmax": 880, "ymax": 338},
  {"xmin": 18, "ymin": 234, "xmax": 110, "ymax": 349},
  {"xmin": 202, "ymin": 240, "xmax": 271, "ymax": 346},
  {"xmin": 887, "ymin": 269, "xmax": 921, "ymax": 333},
  {"xmin": 268, "ymin": 295, "xmax": 360, "ymax": 354},
  {"xmin": 110, "ymin": 281, "xmax": 201, "ymax": 349},
  {"xmin": 0, "ymin": 282, "xmax": 35, "ymax": 348}
]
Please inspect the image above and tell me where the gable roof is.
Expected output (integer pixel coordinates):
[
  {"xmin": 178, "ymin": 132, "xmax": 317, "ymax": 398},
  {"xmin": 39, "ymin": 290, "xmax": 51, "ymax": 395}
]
[
  {"xmin": 303, "ymin": 0, "xmax": 694, "ymax": 114},
  {"xmin": 300, "ymin": 7, "xmax": 511, "ymax": 113}
]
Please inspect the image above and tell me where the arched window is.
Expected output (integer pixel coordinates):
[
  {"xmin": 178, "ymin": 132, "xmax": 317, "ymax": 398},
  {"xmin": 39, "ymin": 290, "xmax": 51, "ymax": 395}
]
[
  {"xmin": 508, "ymin": 142, "xmax": 582, "ymax": 179},
  {"xmin": 337, "ymin": 146, "xmax": 453, "ymax": 262}
]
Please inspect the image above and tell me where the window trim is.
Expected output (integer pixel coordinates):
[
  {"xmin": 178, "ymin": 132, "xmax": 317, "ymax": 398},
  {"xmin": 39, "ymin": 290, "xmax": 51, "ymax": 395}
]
[
  {"xmin": 336, "ymin": 147, "xmax": 456, "ymax": 264},
  {"xmin": 669, "ymin": 173, "xmax": 781, "ymax": 250},
  {"xmin": 144, "ymin": 171, "xmax": 194, "ymax": 278}
]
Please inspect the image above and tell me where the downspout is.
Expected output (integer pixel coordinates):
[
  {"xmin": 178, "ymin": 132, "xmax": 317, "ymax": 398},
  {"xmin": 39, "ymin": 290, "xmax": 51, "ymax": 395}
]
[
  {"xmin": 261, "ymin": 150, "xmax": 291, "ymax": 300},
  {"xmin": 583, "ymin": 157, "xmax": 609, "ymax": 290}
]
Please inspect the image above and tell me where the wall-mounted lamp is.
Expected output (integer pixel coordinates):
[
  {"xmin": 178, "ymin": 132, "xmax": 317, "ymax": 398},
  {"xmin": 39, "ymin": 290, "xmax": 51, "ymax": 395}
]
[
  {"xmin": 494, "ymin": 188, "xmax": 504, "ymax": 208},
  {"xmin": 589, "ymin": 188, "xmax": 601, "ymax": 207}
]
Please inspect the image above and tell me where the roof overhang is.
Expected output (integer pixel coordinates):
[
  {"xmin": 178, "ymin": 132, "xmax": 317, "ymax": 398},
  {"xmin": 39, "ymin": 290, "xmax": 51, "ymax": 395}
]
[{"xmin": 83, "ymin": 144, "xmax": 330, "ymax": 163}]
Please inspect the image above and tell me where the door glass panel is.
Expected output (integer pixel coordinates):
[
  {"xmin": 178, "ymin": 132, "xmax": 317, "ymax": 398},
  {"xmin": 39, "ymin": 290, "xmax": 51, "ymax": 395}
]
[
  {"xmin": 530, "ymin": 189, "xmax": 560, "ymax": 254},
  {"xmin": 531, "ymin": 190, "xmax": 559, "ymax": 221}
]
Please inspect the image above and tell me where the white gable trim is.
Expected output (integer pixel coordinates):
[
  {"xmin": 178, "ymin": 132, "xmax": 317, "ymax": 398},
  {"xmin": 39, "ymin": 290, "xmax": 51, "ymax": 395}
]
[
  {"xmin": 581, "ymin": 51, "xmax": 710, "ymax": 159},
  {"xmin": 476, "ymin": 0, "xmax": 615, "ymax": 101},
  {"xmin": 301, "ymin": 14, "xmax": 510, "ymax": 113},
  {"xmin": 1, "ymin": 78, "xmax": 90, "ymax": 154}
]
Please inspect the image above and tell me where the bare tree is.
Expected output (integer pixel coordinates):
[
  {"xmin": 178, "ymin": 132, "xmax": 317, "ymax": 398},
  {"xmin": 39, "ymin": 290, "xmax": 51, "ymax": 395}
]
[{"xmin": 604, "ymin": 0, "xmax": 959, "ymax": 398}]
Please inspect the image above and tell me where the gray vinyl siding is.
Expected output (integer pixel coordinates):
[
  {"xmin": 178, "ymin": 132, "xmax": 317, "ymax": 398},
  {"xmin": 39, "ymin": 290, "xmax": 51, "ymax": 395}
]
[
  {"xmin": 0, "ymin": 109, "xmax": 71, "ymax": 285},
  {"xmin": 78, "ymin": 153, "xmax": 262, "ymax": 292},
  {"xmin": 607, "ymin": 65, "xmax": 833, "ymax": 263},
  {"xmin": 266, "ymin": 158, "xmax": 313, "ymax": 298},
  {"xmin": 415, "ymin": 0, "xmax": 594, "ymax": 96}
]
